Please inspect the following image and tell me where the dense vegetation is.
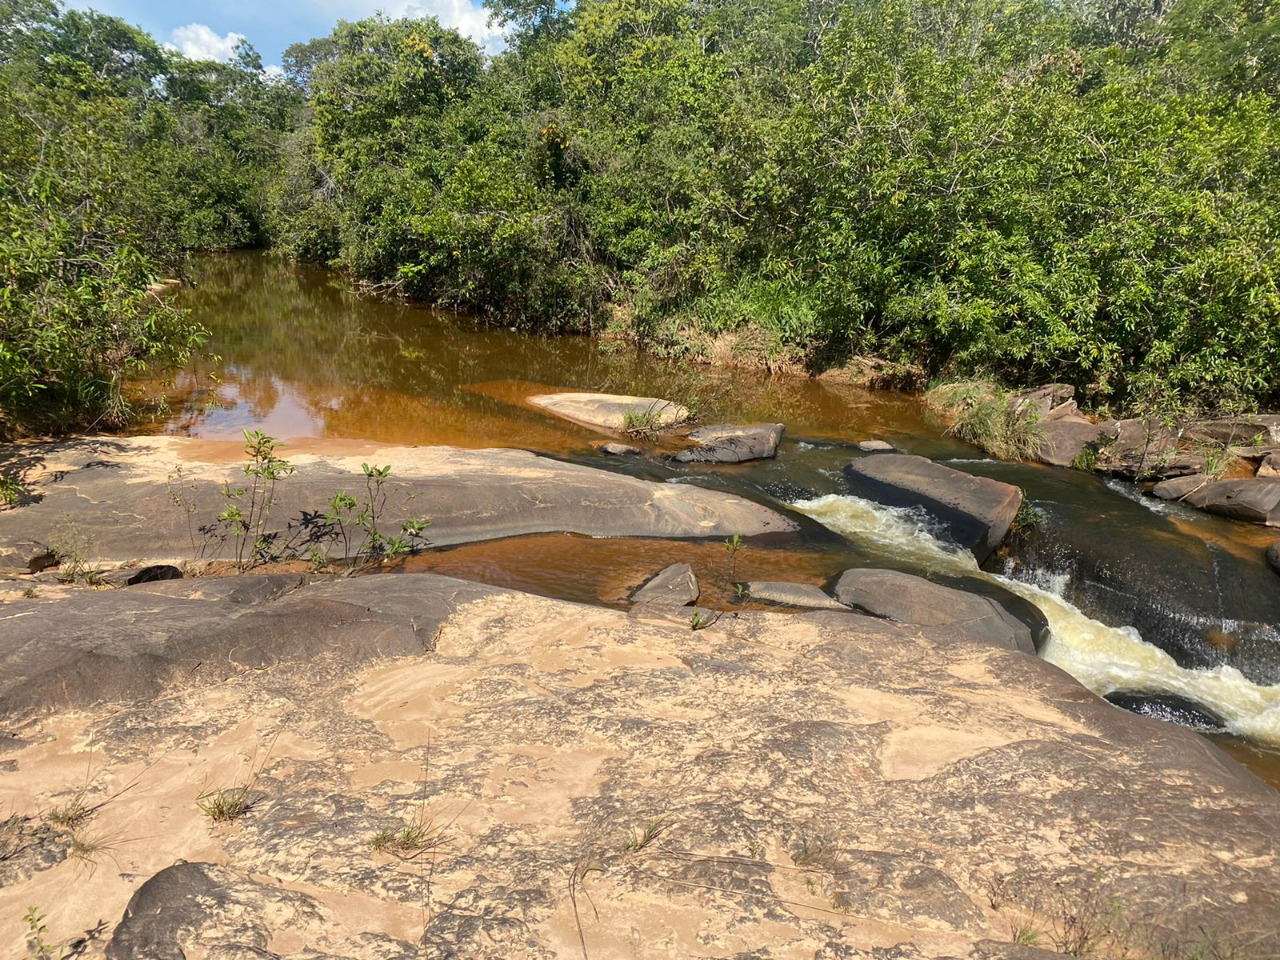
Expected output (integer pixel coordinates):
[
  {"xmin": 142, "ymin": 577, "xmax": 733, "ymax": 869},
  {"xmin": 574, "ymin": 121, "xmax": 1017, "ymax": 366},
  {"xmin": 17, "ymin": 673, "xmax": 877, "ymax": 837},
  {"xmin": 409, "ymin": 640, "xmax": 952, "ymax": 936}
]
[{"xmin": 2, "ymin": 0, "xmax": 1278, "ymax": 435}]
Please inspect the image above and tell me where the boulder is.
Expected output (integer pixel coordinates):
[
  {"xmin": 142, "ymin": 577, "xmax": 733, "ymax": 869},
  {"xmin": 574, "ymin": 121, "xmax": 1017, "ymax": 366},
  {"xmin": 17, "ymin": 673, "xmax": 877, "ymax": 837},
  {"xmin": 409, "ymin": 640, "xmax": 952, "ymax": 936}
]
[
  {"xmin": 1104, "ymin": 691, "xmax": 1229, "ymax": 733},
  {"xmin": 1267, "ymin": 540, "xmax": 1280, "ymax": 576},
  {"xmin": 746, "ymin": 581, "xmax": 849, "ymax": 610},
  {"xmin": 857, "ymin": 439, "xmax": 897, "ymax": 452},
  {"xmin": 1096, "ymin": 418, "xmax": 1204, "ymax": 480},
  {"xmin": 1036, "ymin": 416, "xmax": 1109, "ymax": 468},
  {"xmin": 1011, "ymin": 384, "xmax": 1075, "ymax": 422},
  {"xmin": 1176, "ymin": 478, "xmax": 1280, "ymax": 525},
  {"xmin": 843, "ymin": 454, "xmax": 1022, "ymax": 563},
  {"xmin": 630, "ymin": 563, "xmax": 699, "ymax": 606},
  {"xmin": 1184, "ymin": 416, "xmax": 1280, "ymax": 446},
  {"xmin": 1151, "ymin": 474, "xmax": 1210, "ymax": 501},
  {"xmin": 1259, "ymin": 452, "xmax": 1280, "ymax": 478},
  {"xmin": 527, "ymin": 392, "xmax": 688, "ymax": 432},
  {"xmin": 831, "ymin": 568, "xmax": 1043, "ymax": 654},
  {"xmin": 0, "ymin": 438, "xmax": 797, "ymax": 570},
  {"xmin": 673, "ymin": 423, "xmax": 784, "ymax": 464},
  {"xmin": 594, "ymin": 441, "xmax": 641, "ymax": 456}
]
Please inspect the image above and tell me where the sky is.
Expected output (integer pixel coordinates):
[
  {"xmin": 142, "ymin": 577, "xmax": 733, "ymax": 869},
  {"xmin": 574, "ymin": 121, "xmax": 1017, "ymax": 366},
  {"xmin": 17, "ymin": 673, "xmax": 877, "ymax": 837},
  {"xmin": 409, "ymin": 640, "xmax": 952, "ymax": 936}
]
[{"xmin": 67, "ymin": 0, "xmax": 506, "ymax": 70}]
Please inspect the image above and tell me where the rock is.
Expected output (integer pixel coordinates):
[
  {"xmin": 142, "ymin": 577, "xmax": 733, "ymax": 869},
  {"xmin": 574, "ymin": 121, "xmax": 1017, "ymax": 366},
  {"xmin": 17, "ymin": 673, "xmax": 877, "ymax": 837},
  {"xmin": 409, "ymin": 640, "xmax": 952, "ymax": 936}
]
[
  {"xmin": 746, "ymin": 581, "xmax": 849, "ymax": 610},
  {"xmin": 1267, "ymin": 541, "xmax": 1280, "ymax": 575},
  {"xmin": 630, "ymin": 563, "xmax": 698, "ymax": 606},
  {"xmin": 1259, "ymin": 452, "xmax": 1280, "ymax": 478},
  {"xmin": 98, "ymin": 564, "xmax": 183, "ymax": 588},
  {"xmin": 1104, "ymin": 691, "xmax": 1229, "ymax": 732},
  {"xmin": 673, "ymin": 423, "xmax": 785, "ymax": 464},
  {"xmin": 857, "ymin": 439, "xmax": 897, "ymax": 452},
  {"xmin": 1011, "ymin": 384, "xmax": 1075, "ymax": 422},
  {"xmin": 527, "ymin": 391, "xmax": 688, "ymax": 432},
  {"xmin": 1097, "ymin": 418, "xmax": 1204, "ymax": 480},
  {"xmin": 0, "ymin": 438, "xmax": 797, "ymax": 569},
  {"xmin": 1177, "ymin": 478, "xmax": 1280, "ymax": 525},
  {"xmin": 1151, "ymin": 475, "xmax": 1209, "ymax": 501},
  {"xmin": 831, "ymin": 568, "xmax": 1044, "ymax": 654},
  {"xmin": 843, "ymin": 454, "xmax": 1023, "ymax": 563},
  {"xmin": 1185, "ymin": 416, "xmax": 1280, "ymax": 446},
  {"xmin": 595, "ymin": 441, "xmax": 641, "ymax": 456},
  {"xmin": 3, "ymin": 576, "xmax": 1279, "ymax": 959},
  {"xmin": 1036, "ymin": 416, "xmax": 1109, "ymax": 468}
]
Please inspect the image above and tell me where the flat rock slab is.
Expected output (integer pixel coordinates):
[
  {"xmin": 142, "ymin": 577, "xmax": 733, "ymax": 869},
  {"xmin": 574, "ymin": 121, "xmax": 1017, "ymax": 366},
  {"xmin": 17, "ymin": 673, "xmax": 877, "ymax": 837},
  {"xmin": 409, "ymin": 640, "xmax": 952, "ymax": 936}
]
[
  {"xmin": 630, "ymin": 562, "xmax": 698, "ymax": 605},
  {"xmin": 1153, "ymin": 476, "xmax": 1280, "ymax": 525},
  {"xmin": 844, "ymin": 454, "xmax": 1022, "ymax": 563},
  {"xmin": 832, "ymin": 568, "xmax": 1042, "ymax": 654},
  {"xmin": 0, "ymin": 437, "xmax": 796, "ymax": 570},
  {"xmin": 857, "ymin": 439, "xmax": 897, "ymax": 452},
  {"xmin": 1036, "ymin": 416, "xmax": 1109, "ymax": 467},
  {"xmin": 527, "ymin": 392, "xmax": 688, "ymax": 432},
  {"xmin": 1097, "ymin": 418, "xmax": 1204, "ymax": 480},
  {"xmin": 1, "ymin": 576, "xmax": 1277, "ymax": 958},
  {"xmin": 746, "ymin": 580, "xmax": 848, "ymax": 610},
  {"xmin": 673, "ymin": 423, "xmax": 784, "ymax": 463}
]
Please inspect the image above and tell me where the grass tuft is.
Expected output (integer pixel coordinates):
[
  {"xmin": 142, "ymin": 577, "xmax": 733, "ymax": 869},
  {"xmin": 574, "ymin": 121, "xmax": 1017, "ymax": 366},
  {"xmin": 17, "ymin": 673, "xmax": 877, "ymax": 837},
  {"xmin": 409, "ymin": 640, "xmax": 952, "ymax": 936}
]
[
  {"xmin": 196, "ymin": 785, "xmax": 256, "ymax": 823},
  {"xmin": 620, "ymin": 817, "xmax": 672, "ymax": 854},
  {"xmin": 926, "ymin": 381, "xmax": 1046, "ymax": 461}
]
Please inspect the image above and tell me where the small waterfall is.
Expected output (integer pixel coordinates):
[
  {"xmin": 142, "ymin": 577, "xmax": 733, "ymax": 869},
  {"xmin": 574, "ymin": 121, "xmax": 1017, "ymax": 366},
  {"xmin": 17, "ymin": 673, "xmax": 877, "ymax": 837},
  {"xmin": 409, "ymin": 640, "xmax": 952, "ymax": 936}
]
[{"xmin": 794, "ymin": 494, "xmax": 1280, "ymax": 747}]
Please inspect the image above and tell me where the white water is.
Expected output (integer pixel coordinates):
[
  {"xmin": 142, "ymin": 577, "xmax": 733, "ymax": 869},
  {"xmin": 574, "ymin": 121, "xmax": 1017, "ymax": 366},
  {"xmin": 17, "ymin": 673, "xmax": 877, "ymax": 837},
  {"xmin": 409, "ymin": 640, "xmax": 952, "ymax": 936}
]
[{"xmin": 794, "ymin": 494, "xmax": 1280, "ymax": 746}]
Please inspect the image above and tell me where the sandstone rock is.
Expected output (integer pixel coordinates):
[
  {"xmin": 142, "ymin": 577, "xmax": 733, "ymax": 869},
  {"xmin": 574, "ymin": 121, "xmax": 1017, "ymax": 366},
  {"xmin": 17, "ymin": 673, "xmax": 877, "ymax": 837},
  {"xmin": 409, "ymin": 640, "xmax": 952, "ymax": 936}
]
[
  {"xmin": 1011, "ymin": 384, "xmax": 1075, "ymax": 422},
  {"xmin": 843, "ymin": 454, "xmax": 1022, "ymax": 563},
  {"xmin": 0, "ymin": 438, "xmax": 797, "ymax": 570},
  {"xmin": 745, "ymin": 581, "xmax": 849, "ymax": 610},
  {"xmin": 1151, "ymin": 475, "xmax": 1209, "ymax": 501},
  {"xmin": 857, "ymin": 439, "xmax": 897, "ymax": 452},
  {"xmin": 98, "ymin": 564, "xmax": 183, "ymax": 588},
  {"xmin": 1097, "ymin": 418, "xmax": 1204, "ymax": 480},
  {"xmin": 673, "ymin": 423, "xmax": 784, "ymax": 463},
  {"xmin": 831, "ymin": 568, "xmax": 1043, "ymax": 654},
  {"xmin": 2, "ymin": 577, "xmax": 1277, "ymax": 959},
  {"xmin": 1259, "ymin": 452, "xmax": 1280, "ymax": 478},
  {"xmin": 1036, "ymin": 417, "xmax": 1109, "ymax": 468},
  {"xmin": 527, "ymin": 391, "xmax": 688, "ymax": 432},
  {"xmin": 1175, "ymin": 478, "xmax": 1280, "ymax": 525},
  {"xmin": 630, "ymin": 563, "xmax": 698, "ymax": 606},
  {"xmin": 594, "ymin": 441, "xmax": 641, "ymax": 456},
  {"xmin": 1104, "ymin": 691, "xmax": 1229, "ymax": 732},
  {"xmin": 1185, "ymin": 416, "xmax": 1280, "ymax": 446}
]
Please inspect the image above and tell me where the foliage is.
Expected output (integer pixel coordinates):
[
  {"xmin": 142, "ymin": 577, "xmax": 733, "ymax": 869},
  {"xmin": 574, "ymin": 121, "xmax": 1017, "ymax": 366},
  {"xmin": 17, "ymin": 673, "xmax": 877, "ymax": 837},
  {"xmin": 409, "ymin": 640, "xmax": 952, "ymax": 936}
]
[
  {"xmin": 926, "ymin": 382, "xmax": 1047, "ymax": 461},
  {"xmin": 218, "ymin": 429, "xmax": 295, "ymax": 570}
]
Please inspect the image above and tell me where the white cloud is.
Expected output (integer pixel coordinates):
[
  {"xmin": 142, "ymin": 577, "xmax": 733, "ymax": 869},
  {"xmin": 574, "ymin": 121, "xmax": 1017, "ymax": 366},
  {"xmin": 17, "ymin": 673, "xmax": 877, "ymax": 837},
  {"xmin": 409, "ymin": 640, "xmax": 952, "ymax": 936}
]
[
  {"xmin": 402, "ymin": 0, "xmax": 505, "ymax": 51},
  {"xmin": 168, "ymin": 23, "xmax": 248, "ymax": 62},
  {"xmin": 263, "ymin": 64, "xmax": 286, "ymax": 80}
]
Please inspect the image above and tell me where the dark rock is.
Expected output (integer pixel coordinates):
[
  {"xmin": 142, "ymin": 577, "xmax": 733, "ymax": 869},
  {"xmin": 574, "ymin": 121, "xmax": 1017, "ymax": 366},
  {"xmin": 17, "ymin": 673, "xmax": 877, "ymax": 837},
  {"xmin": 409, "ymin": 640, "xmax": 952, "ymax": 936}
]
[
  {"xmin": 1097, "ymin": 418, "xmax": 1206, "ymax": 480},
  {"xmin": 673, "ymin": 423, "xmax": 785, "ymax": 464},
  {"xmin": 1105, "ymin": 691, "xmax": 1229, "ymax": 732},
  {"xmin": 99, "ymin": 564, "xmax": 183, "ymax": 588},
  {"xmin": 971, "ymin": 942, "xmax": 1072, "ymax": 960},
  {"xmin": 594, "ymin": 441, "xmax": 641, "ymax": 456},
  {"xmin": 1267, "ymin": 541, "xmax": 1280, "ymax": 576},
  {"xmin": 831, "ymin": 569, "xmax": 1041, "ymax": 654},
  {"xmin": 1152, "ymin": 475, "xmax": 1209, "ymax": 501},
  {"xmin": 1259, "ymin": 452, "xmax": 1280, "ymax": 478},
  {"xmin": 843, "ymin": 454, "xmax": 1022, "ymax": 563},
  {"xmin": 857, "ymin": 440, "xmax": 897, "ymax": 452},
  {"xmin": 746, "ymin": 581, "xmax": 848, "ymax": 610},
  {"xmin": 1163, "ymin": 477, "xmax": 1280, "ymax": 525},
  {"xmin": 1036, "ymin": 417, "xmax": 1109, "ymax": 468},
  {"xmin": 630, "ymin": 563, "xmax": 698, "ymax": 606},
  {"xmin": 1184, "ymin": 417, "xmax": 1280, "ymax": 446}
]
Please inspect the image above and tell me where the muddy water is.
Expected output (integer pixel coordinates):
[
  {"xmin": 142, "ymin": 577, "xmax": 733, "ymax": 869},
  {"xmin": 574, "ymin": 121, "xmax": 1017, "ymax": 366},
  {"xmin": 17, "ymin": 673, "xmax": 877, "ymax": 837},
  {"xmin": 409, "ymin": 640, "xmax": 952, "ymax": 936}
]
[{"xmin": 145, "ymin": 252, "xmax": 1280, "ymax": 788}]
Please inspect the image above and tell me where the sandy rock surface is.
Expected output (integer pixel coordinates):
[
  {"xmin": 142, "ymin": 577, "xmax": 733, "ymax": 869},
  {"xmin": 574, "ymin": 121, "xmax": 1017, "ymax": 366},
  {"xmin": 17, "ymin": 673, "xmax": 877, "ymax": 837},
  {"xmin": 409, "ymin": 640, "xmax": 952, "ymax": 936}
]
[
  {"xmin": 2, "ymin": 574, "xmax": 1277, "ymax": 959},
  {"xmin": 527, "ymin": 392, "xmax": 689, "ymax": 432}
]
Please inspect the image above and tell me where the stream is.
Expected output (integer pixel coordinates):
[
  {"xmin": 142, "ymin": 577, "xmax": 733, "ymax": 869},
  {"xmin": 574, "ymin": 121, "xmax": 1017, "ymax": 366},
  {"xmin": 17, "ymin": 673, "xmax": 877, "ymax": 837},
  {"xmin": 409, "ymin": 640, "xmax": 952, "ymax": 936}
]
[{"xmin": 141, "ymin": 251, "xmax": 1280, "ymax": 786}]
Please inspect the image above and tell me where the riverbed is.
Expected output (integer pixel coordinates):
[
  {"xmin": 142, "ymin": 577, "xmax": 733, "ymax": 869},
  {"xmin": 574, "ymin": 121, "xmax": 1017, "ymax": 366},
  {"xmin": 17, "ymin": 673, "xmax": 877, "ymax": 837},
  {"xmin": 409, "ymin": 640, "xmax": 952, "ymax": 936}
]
[{"xmin": 139, "ymin": 251, "xmax": 1280, "ymax": 785}]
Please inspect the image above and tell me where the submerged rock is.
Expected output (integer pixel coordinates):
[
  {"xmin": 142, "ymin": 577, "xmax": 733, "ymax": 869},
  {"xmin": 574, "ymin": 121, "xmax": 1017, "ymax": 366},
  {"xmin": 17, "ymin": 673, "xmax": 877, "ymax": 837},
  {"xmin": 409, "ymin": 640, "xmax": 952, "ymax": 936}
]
[
  {"xmin": 595, "ymin": 441, "xmax": 641, "ymax": 456},
  {"xmin": 630, "ymin": 563, "xmax": 699, "ymax": 606},
  {"xmin": 745, "ymin": 580, "xmax": 848, "ymax": 610},
  {"xmin": 527, "ymin": 391, "xmax": 688, "ymax": 432},
  {"xmin": 1105, "ymin": 691, "xmax": 1229, "ymax": 732},
  {"xmin": 673, "ymin": 423, "xmax": 784, "ymax": 464},
  {"xmin": 832, "ymin": 568, "xmax": 1043, "ymax": 654},
  {"xmin": 1268, "ymin": 540, "xmax": 1280, "ymax": 576},
  {"xmin": 2, "ymin": 575, "xmax": 1277, "ymax": 958},
  {"xmin": 857, "ymin": 439, "xmax": 897, "ymax": 452},
  {"xmin": 844, "ymin": 454, "xmax": 1023, "ymax": 563}
]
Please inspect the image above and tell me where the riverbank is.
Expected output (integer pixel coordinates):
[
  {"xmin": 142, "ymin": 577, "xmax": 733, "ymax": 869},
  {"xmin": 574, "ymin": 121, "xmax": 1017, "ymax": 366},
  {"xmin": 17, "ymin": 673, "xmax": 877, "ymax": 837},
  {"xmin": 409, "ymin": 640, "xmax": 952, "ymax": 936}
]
[{"xmin": 3, "ymin": 573, "xmax": 1278, "ymax": 958}]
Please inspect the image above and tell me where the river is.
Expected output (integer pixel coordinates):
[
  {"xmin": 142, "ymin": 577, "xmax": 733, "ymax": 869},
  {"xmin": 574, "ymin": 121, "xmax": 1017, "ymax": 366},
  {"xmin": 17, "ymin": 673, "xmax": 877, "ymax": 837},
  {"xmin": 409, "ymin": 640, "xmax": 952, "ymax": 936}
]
[{"xmin": 139, "ymin": 251, "xmax": 1280, "ymax": 786}]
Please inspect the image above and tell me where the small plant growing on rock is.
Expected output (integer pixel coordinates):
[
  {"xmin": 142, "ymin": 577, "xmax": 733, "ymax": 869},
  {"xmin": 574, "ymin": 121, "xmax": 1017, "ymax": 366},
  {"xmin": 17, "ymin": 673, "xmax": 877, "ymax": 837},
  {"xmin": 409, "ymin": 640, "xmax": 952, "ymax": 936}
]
[
  {"xmin": 321, "ymin": 464, "xmax": 431, "ymax": 573},
  {"xmin": 620, "ymin": 817, "xmax": 671, "ymax": 854},
  {"xmin": 789, "ymin": 831, "xmax": 839, "ymax": 869},
  {"xmin": 622, "ymin": 407, "xmax": 663, "ymax": 441},
  {"xmin": 368, "ymin": 817, "xmax": 449, "ymax": 861},
  {"xmin": 1, "ymin": 473, "xmax": 25, "ymax": 507},
  {"xmin": 196, "ymin": 785, "xmax": 256, "ymax": 823},
  {"xmin": 723, "ymin": 533, "xmax": 743, "ymax": 581},
  {"xmin": 219, "ymin": 430, "xmax": 294, "ymax": 570},
  {"xmin": 49, "ymin": 520, "xmax": 98, "ymax": 584}
]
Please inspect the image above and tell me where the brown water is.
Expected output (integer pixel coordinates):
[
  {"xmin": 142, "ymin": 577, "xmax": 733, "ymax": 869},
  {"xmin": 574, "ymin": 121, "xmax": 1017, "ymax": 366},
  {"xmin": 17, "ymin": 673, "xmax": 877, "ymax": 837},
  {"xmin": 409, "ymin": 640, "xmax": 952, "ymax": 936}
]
[{"xmin": 138, "ymin": 252, "xmax": 1280, "ymax": 790}]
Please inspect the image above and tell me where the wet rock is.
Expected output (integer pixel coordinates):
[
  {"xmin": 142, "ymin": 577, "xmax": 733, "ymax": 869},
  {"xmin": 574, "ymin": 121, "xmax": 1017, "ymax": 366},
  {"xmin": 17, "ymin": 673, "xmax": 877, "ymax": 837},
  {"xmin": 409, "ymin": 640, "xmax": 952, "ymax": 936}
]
[
  {"xmin": 594, "ymin": 441, "xmax": 641, "ymax": 456},
  {"xmin": 630, "ymin": 563, "xmax": 698, "ymax": 606},
  {"xmin": 1156, "ymin": 477, "xmax": 1280, "ymax": 525},
  {"xmin": 1259, "ymin": 452, "xmax": 1280, "ymax": 478},
  {"xmin": 857, "ymin": 440, "xmax": 897, "ymax": 452},
  {"xmin": 527, "ymin": 391, "xmax": 688, "ymax": 432},
  {"xmin": 99, "ymin": 564, "xmax": 183, "ymax": 588},
  {"xmin": 0, "ymin": 438, "xmax": 796, "ymax": 569},
  {"xmin": 746, "ymin": 581, "xmax": 849, "ymax": 610},
  {"xmin": 1267, "ymin": 540, "xmax": 1280, "ymax": 576},
  {"xmin": 1097, "ymin": 419, "xmax": 1204, "ymax": 480},
  {"xmin": 844, "ymin": 454, "xmax": 1022, "ymax": 563},
  {"xmin": 673, "ymin": 423, "xmax": 785, "ymax": 464},
  {"xmin": 1104, "ymin": 691, "xmax": 1229, "ymax": 732},
  {"xmin": 831, "ymin": 569, "xmax": 1042, "ymax": 654}
]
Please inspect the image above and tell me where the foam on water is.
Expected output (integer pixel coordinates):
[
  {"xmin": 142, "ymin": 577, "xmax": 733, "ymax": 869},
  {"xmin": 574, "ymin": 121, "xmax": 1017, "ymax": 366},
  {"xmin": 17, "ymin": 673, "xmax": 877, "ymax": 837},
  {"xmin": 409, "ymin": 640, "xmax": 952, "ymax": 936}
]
[{"xmin": 793, "ymin": 494, "xmax": 1280, "ymax": 746}]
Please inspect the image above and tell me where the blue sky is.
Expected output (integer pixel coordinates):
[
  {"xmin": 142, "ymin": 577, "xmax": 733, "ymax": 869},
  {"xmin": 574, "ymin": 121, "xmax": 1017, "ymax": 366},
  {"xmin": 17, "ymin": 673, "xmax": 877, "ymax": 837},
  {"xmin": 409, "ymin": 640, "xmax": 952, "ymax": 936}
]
[{"xmin": 68, "ymin": 0, "xmax": 504, "ymax": 68}]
